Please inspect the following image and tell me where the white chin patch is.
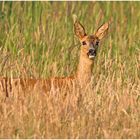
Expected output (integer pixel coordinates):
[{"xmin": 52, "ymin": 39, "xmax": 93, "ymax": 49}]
[{"xmin": 89, "ymin": 55, "xmax": 95, "ymax": 59}]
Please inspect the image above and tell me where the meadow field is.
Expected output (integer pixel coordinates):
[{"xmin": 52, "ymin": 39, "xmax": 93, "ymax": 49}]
[{"xmin": 0, "ymin": 1, "xmax": 140, "ymax": 138}]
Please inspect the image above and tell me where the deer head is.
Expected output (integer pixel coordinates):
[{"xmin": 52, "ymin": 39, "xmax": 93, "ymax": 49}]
[{"xmin": 73, "ymin": 15, "xmax": 109, "ymax": 60}]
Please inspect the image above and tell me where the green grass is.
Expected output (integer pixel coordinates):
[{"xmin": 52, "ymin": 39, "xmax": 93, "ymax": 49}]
[{"xmin": 0, "ymin": 1, "xmax": 140, "ymax": 138}]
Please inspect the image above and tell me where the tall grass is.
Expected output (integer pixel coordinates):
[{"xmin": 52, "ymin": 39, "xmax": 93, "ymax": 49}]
[{"xmin": 0, "ymin": 1, "xmax": 140, "ymax": 138}]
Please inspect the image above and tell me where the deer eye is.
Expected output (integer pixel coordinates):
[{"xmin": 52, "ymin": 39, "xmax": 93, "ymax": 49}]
[
  {"xmin": 96, "ymin": 41, "xmax": 99, "ymax": 46},
  {"xmin": 82, "ymin": 41, "xmax": 87, "ymax": 45}
]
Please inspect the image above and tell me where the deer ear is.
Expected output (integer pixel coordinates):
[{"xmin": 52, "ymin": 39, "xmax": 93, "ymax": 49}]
[
  {"xmin": 95, "ymin": 22, "xmax": 109, "ymax": 40},
  {"xmin": 73, "ymin": 15, "xmax": 86, "ymax": 39}
]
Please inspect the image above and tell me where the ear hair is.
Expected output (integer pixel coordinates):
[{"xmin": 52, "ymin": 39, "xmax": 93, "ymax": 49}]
[
  {"xmin": 73, "ymin": 15, "xmax": 86, "ymax": 39},
  {"xmin": 95, "ymin": 22, "xmax": 109, "ymax": 40}
]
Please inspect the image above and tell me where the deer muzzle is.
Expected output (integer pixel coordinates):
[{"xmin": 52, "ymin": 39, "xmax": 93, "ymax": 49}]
[{"xmin": 87, "ymin": 48, "xmax": 96, "ymax": 59}]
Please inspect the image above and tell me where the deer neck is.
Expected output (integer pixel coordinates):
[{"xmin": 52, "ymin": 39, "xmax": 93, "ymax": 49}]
[{"xmin": 76, "ymin": 49, "xmax": 94, "ymax": 86}]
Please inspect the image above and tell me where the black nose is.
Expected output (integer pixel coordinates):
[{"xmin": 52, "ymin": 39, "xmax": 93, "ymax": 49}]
[
  {"xmin": 89, "ymin": 49, "xmax": 96, "ymax": 55},
  {"xmin": 87, "ymin": 49, "xmax": 97, "ymax": 58},
  {"xmin": 89, "ymin": 49, "xmax": 94, "ymax": 53}
]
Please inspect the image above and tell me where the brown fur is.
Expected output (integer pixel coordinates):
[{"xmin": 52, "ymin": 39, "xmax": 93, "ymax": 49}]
[{"xmin": 0, "ymin": 16, "xmax": 109, "ymax": 95}]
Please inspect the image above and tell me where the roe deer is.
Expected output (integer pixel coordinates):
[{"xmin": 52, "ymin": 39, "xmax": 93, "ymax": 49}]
[{"xmin": 0, "ymin": 15, "xmax": 109, "ymax": 96}]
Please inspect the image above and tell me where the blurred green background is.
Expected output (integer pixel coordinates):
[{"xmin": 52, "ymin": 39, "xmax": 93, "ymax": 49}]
[
  {"xmin": 0, "ymin": 1, "xmax": 139, "ymax": 81},
  {"xmin": 0, "ymin": 2, "xmax": 140, "ymax": 139}
]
